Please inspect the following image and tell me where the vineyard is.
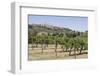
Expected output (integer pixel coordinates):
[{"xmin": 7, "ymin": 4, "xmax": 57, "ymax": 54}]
[{"xmin": 28, "ymin": 24, "xmax": 88, "ymax": 60}]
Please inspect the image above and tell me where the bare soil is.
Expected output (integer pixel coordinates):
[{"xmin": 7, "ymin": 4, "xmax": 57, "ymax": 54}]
[{"xmin": 28, "ymin": 44, "xmax": 88, "ymax": 61}]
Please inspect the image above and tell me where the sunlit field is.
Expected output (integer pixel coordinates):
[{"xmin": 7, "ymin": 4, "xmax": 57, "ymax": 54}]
[
  {"xmin": 28, "ymin": 41, "xmax": 88, "ymax": 60},
  {"xmin": 28, "ymin": 15, "xmax": 88, "ymax": 61}
]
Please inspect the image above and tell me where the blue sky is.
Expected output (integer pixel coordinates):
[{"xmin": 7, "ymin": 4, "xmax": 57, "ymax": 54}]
[{"xmin": 28, "ymin": 15, "xmax": 88, "ymax": 32}]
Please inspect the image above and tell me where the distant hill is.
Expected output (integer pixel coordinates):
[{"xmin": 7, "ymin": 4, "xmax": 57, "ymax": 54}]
[{"xmin": 28, "ymin": 24, "xmax": 75, "ymax": 34}]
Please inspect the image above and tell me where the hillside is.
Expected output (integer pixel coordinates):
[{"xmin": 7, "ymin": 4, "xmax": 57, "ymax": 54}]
[{"xmin": 28, "ymin": 24, "xmax": 75, "ymax": 34}]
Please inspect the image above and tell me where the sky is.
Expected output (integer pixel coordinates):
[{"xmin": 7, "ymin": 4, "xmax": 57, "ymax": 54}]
[{"xmin": 28, "ymin": 15, "xmax": 88, "ymax": 32}]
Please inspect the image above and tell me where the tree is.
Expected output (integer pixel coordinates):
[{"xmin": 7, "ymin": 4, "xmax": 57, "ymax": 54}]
[
  {"xmin": 58, "ymin": 36, "xmax": 65, "ymax": 52},
  {"xmin": 68, "ymin": 38, "xmax": 74, "ymax": 56},
  {"xmin": 38, "ymin": 34, "xmax": 45, "ymax": 53},
  {"xmin": 54, "ymin": 35, "xmax": 60, "ymax": 56},
  {"xmin": 73, "ymin": 37, "xmax": 81, "ymax": 58},
  {"xmin": 63, "ymin": 37, "xmax": 70, "ymax": 52},
  {"xmin": 79, "ymin": 38, "xmax": 85, "ymax": 54},
  {"xmin": 30, "ymin": 33, "xmax": 36, "ymax": 50}
]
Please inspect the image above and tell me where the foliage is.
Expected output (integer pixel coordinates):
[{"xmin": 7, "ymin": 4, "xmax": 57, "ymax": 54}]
[{"xmin": 28, "ymin": 24, "xmax": 88, "ymax": 56}]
